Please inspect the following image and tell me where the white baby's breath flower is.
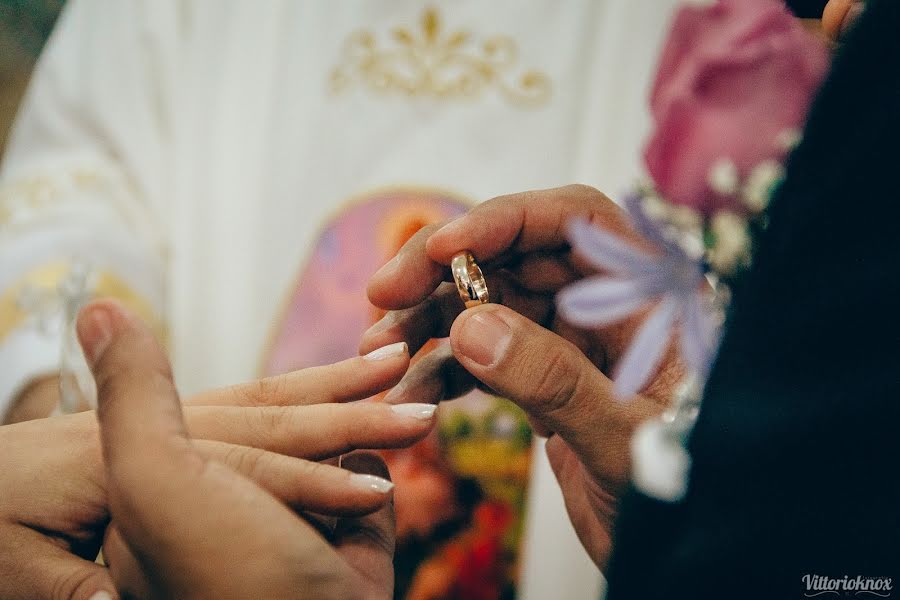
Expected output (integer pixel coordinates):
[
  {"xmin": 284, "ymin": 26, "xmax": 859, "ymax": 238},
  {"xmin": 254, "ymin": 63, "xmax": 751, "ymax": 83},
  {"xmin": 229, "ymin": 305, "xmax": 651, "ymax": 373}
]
[
  {"xmin": 742, "ymin": 160, "xmax": 784, "ymax": 213},
  {"xmin": 776, "ymin": 128, "xmax": 803, "ymax": 151},
  {"xmin": 640, "ymin": 194, "xmax": 669, "ymax": 221},
  {"xmin": 707, "ymin": 158, "xmax": 740, "ymax": 196},
  {"xmin": 707, "ymin": 211, "xmax": 751, "ymax": 275},
  {"xmin": 669, "ymin": 205, "xmax": 703, "ymax": 231}
]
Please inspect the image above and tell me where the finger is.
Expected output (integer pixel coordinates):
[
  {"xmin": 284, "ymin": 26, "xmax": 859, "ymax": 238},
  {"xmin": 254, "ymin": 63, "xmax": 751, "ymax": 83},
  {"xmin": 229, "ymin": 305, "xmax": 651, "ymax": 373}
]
[
  {"xmin": 186, "ymin": 343, "xmax": 410, "ymax": 408},
  {"xmin": 426, "ymin": 184, "xmax": 633, "ymax": 264},
  {"xmin": 449, "ymin": 304, "xmax": 664, "ymax": 489},
  {"xmin": 334, "ymin": 452, "xmax": 396, "ymax": 600},
  {"xmin": 81, "ymin": 303, "xmax": 356, "ymax": 597},
  {"xmin": 77, "ymin": 300, "xmax": 195, "ymax": 499},
  {"xmin": 510, "ymin": 252, "xmax": 583, "ymax": 292},
  {"xmin": 0, "ymin": 525, "xmax": 117, "ymax": 600},
  {"xmin": 360, "ymin": 283, "xmax": 464, "ymax": 356},
  {"xmin": 195, "ymin": 440, "xmax": 395, "ymax": 516},
  {"xmin": 184, "ymin": 401, "xmax": 437, "ymax": 460},
  {"xmin": 381, "ymin": 342, "xmax": 478, "ymax": 405},
  {"xmin": 102, "ymin": 526, "xmax": 150, "ymax": 600},
  {"xmin": 360, "ymin": 272, "xmax": 553, "ymax": 356},
  {"xmin": 822, "ymin": 0, "xmax": 863, "ymax": 41},
  {"xmin": 368, "ymin": 222, "xmax": 447, "ymax": 310},
  {"xmin": 545, "ymin": 436, "xmax": 614, "ymax": 569}
]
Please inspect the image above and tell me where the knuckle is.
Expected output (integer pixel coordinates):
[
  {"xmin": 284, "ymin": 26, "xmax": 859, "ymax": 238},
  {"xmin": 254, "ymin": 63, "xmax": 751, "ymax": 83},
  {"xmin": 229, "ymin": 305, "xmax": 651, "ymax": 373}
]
[
  {"xmin": 50, "ymin": 566, "xmax": 106, "ymax": 600},
  {"xmin": 257, "ymin": 405, "xmax": 293, "ymax": 434},
  {"xmin": 226, "ymin": 445, "xmax": 270, "ymax": 481},
  {"xmin": 529, "ymin": 344, "xmax": 584, "ymax": 419},
  {"xmin": 235, "ymin": 377, "xmax": 278, "ymax": 407},
  {"xmin": 563, "ymin": 183, "xmax": 602, "ymax": 198},
  {"xmin": 299, "ymin": 458, "xmax": 329, "ymax": 482}
]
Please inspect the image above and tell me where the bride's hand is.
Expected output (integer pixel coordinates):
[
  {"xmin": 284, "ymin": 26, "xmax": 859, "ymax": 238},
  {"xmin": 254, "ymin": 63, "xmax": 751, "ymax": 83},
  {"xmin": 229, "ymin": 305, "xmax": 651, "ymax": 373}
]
[
  {"xmin": 0, "ymin": 300, "xmax": 433, "ymax": 600},
  {"xmin": 80, "ymin": 300, "xmax": 403, "ymax": 599}
]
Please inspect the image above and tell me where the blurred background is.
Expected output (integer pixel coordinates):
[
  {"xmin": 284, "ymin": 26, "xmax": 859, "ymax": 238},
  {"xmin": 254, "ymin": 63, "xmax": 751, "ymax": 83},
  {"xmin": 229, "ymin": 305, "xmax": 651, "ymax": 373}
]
[{"xmin": 0, "ymin": 0, "xmax": 62, "ymax": 154}]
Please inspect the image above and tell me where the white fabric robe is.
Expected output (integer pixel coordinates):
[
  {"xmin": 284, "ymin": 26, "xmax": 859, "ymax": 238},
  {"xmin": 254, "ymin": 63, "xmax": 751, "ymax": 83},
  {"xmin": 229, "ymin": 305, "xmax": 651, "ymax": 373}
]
[{"xmin": 0, "ymin": 1, "xmax": 680, "ymax": 597}]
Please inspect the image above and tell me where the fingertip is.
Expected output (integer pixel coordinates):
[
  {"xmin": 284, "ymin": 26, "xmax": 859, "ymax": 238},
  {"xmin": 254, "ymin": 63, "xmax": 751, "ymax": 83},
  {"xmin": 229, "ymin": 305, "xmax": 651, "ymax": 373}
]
[
  {"xmin": 77, "ymin": 299, "xmax": 132, "ymax": 368},
  {"xmin": 359, "ymin": 314, "xmax": 400, "ymax": 356},
  {"xmin": 822, "ymin": 0, "xmax": 855, "ymax": 40},
  {"xmin": 361, "ymin": 341, "xmax": 409, "ymax": 362},
  {"xmin": 449, "ymin": 304, "xmax": 516, "ymax": 369},
  {"xmin": 424, "ymin": 226, "xmax": 449, "ymax": 261},
  {"xmin": 366, "ymin": 256, "xmax": 399, "ymax": 308},
  {"xmin": 349, "ymin": 472, "xmax": 395, "ymax": 495}
]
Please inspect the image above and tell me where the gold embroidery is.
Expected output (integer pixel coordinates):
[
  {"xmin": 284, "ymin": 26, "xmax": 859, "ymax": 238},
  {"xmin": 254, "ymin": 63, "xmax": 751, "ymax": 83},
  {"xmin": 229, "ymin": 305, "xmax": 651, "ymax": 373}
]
[
  {"xmin": 0, "ymin": 261, "xmax": 164, "ymax": 346},
  {"xmin": 0, "ymin": 167, "xmax": 142, "ymax": 231},
  {"xmin": 330, "ymin": 7, "xmax": 551, "ymax": 108}
]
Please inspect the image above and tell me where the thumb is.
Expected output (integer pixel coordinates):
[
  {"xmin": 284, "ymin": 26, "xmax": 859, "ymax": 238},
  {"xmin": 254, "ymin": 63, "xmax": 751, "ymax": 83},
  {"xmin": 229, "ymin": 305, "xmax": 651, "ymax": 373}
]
[
  {"xmin": 449, "ymin": 304, "xmax": 661, "ymax": 488},
  {"xmin": 77, "ymin": 300, "xmax": 195, "ymax": 537}
]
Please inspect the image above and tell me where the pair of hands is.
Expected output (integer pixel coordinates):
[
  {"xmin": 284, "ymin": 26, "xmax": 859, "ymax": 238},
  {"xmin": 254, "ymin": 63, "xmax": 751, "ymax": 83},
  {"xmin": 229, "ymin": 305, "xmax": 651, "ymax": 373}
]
[
  {"xmin": 0, "ymin": 301, "xmax": 437, "ymax": 599},
  {"xmin": 1, "ymin": 184, "xmax": 677, "ymax": 598},
  {"xmin": 362, "ymin": 185, "xmax": 681, "ymax": 567}
]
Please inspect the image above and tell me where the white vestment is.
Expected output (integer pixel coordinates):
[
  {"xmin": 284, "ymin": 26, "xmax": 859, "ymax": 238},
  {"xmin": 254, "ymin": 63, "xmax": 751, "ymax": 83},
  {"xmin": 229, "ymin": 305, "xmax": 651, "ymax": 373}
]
[{"xmin": 0, "ymin": 1, "xmax": 679, "ymax": 597}]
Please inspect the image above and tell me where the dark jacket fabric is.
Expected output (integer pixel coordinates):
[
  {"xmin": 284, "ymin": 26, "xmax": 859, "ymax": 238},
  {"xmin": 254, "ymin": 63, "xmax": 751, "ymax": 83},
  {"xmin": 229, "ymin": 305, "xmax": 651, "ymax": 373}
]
[
  {"xmin": 607, "ymin": 1, "xmax": 900, "ymax": 598},
  {"xmin": 786, "ymin": 0, "xmax": 829, "ymax": 18}
]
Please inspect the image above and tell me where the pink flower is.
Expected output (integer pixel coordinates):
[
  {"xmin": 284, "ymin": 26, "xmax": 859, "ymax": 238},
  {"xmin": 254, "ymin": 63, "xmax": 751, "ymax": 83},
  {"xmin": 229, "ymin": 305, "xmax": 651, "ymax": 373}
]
[{"xmin": 644, "ymin": 0, "xmax": 829, "ymax": 216}]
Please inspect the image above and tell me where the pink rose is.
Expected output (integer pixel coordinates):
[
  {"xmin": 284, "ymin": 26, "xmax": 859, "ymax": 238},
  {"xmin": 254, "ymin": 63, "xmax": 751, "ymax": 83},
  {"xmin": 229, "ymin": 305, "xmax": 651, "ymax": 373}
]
[{"xmin": 644, "ymin": 0, "xmax": 830, "ymax": 216}]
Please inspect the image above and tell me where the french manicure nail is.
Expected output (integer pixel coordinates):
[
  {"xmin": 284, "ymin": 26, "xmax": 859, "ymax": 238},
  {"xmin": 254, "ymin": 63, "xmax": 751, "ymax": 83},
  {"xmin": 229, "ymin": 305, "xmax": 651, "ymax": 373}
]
[
  {"xmin": 350, "ymin": 473, "xmax": 395, "ymax": 494},
  {"xmin": 364, "ymin": 341, "xmax": 408, "ymax": 361},
  {"xmin": 457, "ymin": 310, "xmax": 512, "ymax": 367},
  {"xmin": 88, "ymin": 592, "xmax": 114, "ymax": 600},
  {"xmin": 391, "ymin": 403, "xmax": 437, "ymax": 420}
]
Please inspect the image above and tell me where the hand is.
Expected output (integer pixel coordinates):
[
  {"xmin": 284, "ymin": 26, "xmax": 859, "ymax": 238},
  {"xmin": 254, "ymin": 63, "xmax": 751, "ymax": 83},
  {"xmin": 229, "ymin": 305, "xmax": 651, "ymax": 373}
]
[
  {"xmin": 0, "ymin": 300, "xmax": 435, "ymax": 600},
  {"xmin": 822, "ymin": 0, "xmax": 865, "ymax": 42},
  {"xmin": 4, "ymin": 375, "xmax": 59, "ymax": 423},
  {"xmin": 83, "ymin": 298, "xmax": 401, "ymax": 598},
  {"xmin": 361, "ymin": 185, "xmax": 682, "ymax": 568}
]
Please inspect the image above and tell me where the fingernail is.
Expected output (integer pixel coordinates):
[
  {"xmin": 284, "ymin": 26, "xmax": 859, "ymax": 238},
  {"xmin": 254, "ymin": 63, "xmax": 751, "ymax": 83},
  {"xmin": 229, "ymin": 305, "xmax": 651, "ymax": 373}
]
[
  {"xmin": 350, "ymin": 473, "xmax": 395, "ymax": 494},
  {"xmin": 79, "ymin": 306, "xmax": 115, "ymax": 367},
  {"xmin": 372, "ymin": 254, "xmax": 401, "ymax": 282},
  {"xmin": 382, "ymin": 383, "xmax": 405, "ymax": 404},
  {"xmin": 456, "ymin": 310, "xmax": 512, "ymax": 367},
  {"xmin": 391, "ymin": 403, "xmax": 437, "ymax": 420},
  {"xmin": 88, "ymin": 592, "xmax": 114, "ymax": 600},
  {"xmin": 433, "ymin": 216, "xmax": 463, "ymax": 239},
  {"xmin": 364, "ymin": 341, "xmax": 408, "ymax": 361}
]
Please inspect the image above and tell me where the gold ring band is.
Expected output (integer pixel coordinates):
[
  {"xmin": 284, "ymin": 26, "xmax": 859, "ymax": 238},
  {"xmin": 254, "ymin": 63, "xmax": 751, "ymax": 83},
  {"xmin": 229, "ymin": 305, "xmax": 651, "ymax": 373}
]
[{"xmin": 451, "ymin": 251, "xmax": 490, "ymax": 309}]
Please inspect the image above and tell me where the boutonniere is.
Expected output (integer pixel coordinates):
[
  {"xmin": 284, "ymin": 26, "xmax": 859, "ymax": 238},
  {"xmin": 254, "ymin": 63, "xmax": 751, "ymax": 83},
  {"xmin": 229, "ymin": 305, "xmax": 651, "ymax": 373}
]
[{"xmin": 557, "ymin": 0, "xmax": 831, "ymax": 501}]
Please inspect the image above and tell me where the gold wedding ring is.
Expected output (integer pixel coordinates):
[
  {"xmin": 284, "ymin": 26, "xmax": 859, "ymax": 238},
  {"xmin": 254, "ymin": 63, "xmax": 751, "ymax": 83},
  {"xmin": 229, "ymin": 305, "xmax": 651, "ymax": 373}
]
[{"xmin": 451, "ymin": 251, "xmax": 490, "ymax": 309}]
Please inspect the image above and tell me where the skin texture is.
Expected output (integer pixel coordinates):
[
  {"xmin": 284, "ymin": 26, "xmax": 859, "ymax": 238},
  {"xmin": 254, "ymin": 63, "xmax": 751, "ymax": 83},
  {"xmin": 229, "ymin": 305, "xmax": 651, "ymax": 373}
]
[
  {"xmin": 361, "ymin": 185, "xmax": 683, "ymax": 569},
  {"xmin": 0, "ymin": 300, "xmax": 435, "ymax": 600},
  {"xmin": 822, "ymin": 0, "xmax": 865, "ymax": 40},
  {"xmin": 4, "ymin": 375, "xmax": 59, "ymax": 423}
]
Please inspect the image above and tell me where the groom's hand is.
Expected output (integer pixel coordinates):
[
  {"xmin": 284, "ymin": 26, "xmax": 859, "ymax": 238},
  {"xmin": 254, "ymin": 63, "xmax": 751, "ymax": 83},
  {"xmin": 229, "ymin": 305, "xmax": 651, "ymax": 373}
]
[
  {"xmin": 361, "ymin": 185, "xmax": 680, "ymax": 568},
  {"xmin": 82, "ymin": 300, "xmax": 397, "ymax": 599}
]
